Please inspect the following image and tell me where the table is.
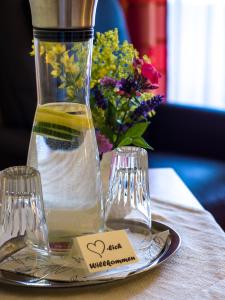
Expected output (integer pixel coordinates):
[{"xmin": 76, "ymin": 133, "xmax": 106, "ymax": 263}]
[
  {"xmin": 1, "ymin": 168, "xmax": 225, "ymax": 299},
  {"xmin": 150, "ymin": 168, "xmax": 202, "ymax": 210}
]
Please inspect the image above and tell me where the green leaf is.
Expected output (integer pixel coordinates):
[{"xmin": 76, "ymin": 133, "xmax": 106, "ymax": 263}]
[
  {"xmin": 58, "ymin": 82, "xmax": 66, "ymax": 89},
  {"xmin": 100, "ymin": 126, "xmax": 114, "ymax": 142},
  {"xmin": 125, "ymin": 122, "xmax": 150, "ymax": 138},
  {"xmin": 106, "ymin": 102, "xmax": 116, "ymax": 126},
  {"xmin": 118, "ymin": 137, "xmax": 133, "ymax": 147},
  {"xmin": 130, "ymin": 97, "xmax": 141, "ymax": 106},
  {"xmin": 116, "ymin": 119, "xmax": 123, "ymax": 125},
  {"xmin": 120, "ymin": 102, "xmax": 130, "ymax": 111},
  {"xmin": 113, "ymin": 134, "xmax": 118, "ymax": 143},
  {"xmin": 132, "ymin": 137, "xmax": 153, "ymax": 150}
]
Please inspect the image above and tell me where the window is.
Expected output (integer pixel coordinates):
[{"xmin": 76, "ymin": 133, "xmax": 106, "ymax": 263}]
[{"xmin": 168, "ymin": 0, "xmax": 225, "ymax": 109}]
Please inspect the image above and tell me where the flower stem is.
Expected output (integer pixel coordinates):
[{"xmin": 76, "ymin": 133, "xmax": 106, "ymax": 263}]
[{"xmin": 114, "ymin": 109, "xmax": 128, "ymax": 147}]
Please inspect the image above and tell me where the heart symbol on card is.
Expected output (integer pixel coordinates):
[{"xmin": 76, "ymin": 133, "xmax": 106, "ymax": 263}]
[{"xmin": 87, "ymin": 240, "xmax": 105, "ymax": 258}]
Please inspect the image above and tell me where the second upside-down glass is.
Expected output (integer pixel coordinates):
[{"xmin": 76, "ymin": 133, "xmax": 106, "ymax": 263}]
[{"xmin": 105, "ymin": 147, "xmax": 151, "ymax": 232}]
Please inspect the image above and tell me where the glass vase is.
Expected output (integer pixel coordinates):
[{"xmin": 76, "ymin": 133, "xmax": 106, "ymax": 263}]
[{"xmin": 105, "ymin": 147, "xmax": 151, "ymax": 233}]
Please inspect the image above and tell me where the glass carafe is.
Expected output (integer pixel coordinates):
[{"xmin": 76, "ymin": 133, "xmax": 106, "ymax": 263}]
[{"xmin": 27, "ymin": 0, "xmax": 102, "ymax": 253}]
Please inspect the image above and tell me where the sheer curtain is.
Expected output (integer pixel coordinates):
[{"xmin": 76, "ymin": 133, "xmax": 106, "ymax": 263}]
[{"xmin": 168, "ymin": 0, "xmax": 225, "ymax": 109}]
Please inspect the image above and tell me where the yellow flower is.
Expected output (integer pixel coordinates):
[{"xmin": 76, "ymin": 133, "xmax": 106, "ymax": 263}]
[
  {"xmin": 51, "ymin": 68, "xmax": 61, "ymax": 77},
  {"xmin": 60, "ymin": 52, "xmax": 70, "ymax": 65},
  {"xmin": 40, "ymin": 45, "xmax": 45, "ymax": 56},
  {"xmin": 143, "ymin": 55, "xmax": 151, "ymax": 63},
  {"xmin": 45, "ymin": 51, "xmax": 56, "ymax": 64},
  {"xmin": 140, "ymin": 92, "xmax": 154, "ymax": 101},
  {"xmin": 66, "ymin": 63, "xmax": 79, "ymax": 74},
  {"xmin": 30, "ymin": 44, "xmax": 35, "ymax": 56},
  {"xmin": 61, "ymin": 53, "xmax": 79, "ymax": 74},
  {"xmin": 66, "ymin": 86, "xmax": 75, "ymax": 98},
  {"xmin": 91, "ymin": 29, "xmax": 137, "ymax": 83},
  {"xmin": 76, "ymin": 78, "xmax": 83, "ymax": 89},
  {"xmin": 52, "ymin": 44, "xmax": 66, "ymax": 55}
]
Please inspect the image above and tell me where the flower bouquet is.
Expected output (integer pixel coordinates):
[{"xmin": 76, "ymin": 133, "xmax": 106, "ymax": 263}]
[{"xmin": 90, "ymin": 29, "xmax": 163, "ymax": 156}]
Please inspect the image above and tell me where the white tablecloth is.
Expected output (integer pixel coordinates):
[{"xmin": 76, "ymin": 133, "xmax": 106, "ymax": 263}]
[{"xmin": 0, "ymin": 169, "xmax": 225, "ymax": 299}]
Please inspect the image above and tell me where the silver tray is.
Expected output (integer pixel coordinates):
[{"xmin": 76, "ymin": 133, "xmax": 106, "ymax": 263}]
[{"xmin": 0, "ymin": 221, "xmax": 181, "ymax": 288}]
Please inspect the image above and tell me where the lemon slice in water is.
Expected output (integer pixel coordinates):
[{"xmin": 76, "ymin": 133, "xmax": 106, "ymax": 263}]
[
  {"xmin": 33, "ymin": 103, "xmax": 93, "ymax": 141},
  {"xmin": 35, "ymin": 103, "xmax": 93, "ymax": 131}
]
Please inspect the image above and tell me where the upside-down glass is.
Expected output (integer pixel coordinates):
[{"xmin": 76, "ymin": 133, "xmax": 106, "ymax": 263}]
[
  {"xmin": 0, "ymin": 166, "xmax": 49, "ymax": 253},
  {"xmin": 105, "ymin": 147, "xmax": 151, "ymax": 232}
]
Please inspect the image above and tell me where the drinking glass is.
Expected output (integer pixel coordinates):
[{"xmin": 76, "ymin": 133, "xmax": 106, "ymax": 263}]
[
  {"xmin": 0, "ymin": 166, "xmax": 49, "ymax": 253},
  {"xmin": 105, "ymin": 147, "xmax": 151, "ymax": 232}
]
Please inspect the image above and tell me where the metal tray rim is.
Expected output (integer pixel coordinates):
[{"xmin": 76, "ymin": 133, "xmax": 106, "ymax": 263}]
[{"xmin": 0, "ymin": 220, "xmax": 181, "ymax": 288}]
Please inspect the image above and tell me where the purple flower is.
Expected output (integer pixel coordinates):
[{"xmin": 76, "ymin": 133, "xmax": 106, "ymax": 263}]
[
  {"xmin": 100, "ymin": 77, "xmax": 118, "ymax": 87},
  {"xmin": 117, "ymin": 75, "xmax": 154, "ymax": 97},
  {"xmin": 96, "ymin": 131, "xmax": 113, "ymax": 155},
  {"xmin": 131, "ymin": 95, "xmax": 164, "ymax": 121},
  {"xmin": 92, "ymin": 87, "xmax": 108, "ymax": 110}
]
